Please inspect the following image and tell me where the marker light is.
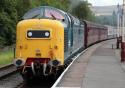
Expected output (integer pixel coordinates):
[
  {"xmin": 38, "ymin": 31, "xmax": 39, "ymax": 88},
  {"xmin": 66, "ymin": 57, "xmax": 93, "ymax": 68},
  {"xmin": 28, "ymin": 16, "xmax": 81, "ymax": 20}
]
[
  {"xmin": 45, "ymin": 32, "xmax": 49, "ymax": 37},
  {"xmin": 28, "ymin": 32, "xmax": 32, "ymax": 37}
]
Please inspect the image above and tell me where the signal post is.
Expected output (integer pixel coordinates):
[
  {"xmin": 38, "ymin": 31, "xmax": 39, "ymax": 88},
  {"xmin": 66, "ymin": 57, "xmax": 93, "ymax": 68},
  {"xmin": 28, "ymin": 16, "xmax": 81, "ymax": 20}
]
[{"xmin": 121, "ymin": 0, "xmax": 125, "ymax": 62}]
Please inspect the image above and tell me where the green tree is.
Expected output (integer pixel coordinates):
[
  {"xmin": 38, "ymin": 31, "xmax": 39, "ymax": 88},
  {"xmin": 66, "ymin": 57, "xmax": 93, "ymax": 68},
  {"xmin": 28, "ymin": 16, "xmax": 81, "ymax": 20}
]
[
  {"xmin": 71, "ymin": 1, "xmax": 95, "ymax": 21},
  {"xmin": 31, "ymin": 0, "xmax": 70, "ymax": 11},
  {"xmin": 0, "ymin": 0, "xmax": 18, "ymax": 47},
  {"xmin": 16, "ymin": 0, "xmax": 32, "ymax": 20}
]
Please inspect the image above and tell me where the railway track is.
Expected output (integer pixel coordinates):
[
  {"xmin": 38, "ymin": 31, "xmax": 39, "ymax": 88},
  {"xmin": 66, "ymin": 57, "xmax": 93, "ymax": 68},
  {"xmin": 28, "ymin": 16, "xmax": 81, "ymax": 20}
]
[
  {"xmin": 0, "ymin": 64, "xmax": 23, "ymax": 88},
  {"xmin": 0, "ymin": 64, "xmax": 17, "ymax": 79},
  {"xmin": 0, "ymin": 64, "xmax": 58, "ymax": 88}
]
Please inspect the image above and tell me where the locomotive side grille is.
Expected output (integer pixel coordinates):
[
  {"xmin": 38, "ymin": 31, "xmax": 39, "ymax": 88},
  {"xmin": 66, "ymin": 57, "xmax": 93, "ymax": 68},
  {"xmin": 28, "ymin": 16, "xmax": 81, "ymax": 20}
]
[{"xmin": 64, "ymin": 30, "xmax": 68, "ymax": 52}]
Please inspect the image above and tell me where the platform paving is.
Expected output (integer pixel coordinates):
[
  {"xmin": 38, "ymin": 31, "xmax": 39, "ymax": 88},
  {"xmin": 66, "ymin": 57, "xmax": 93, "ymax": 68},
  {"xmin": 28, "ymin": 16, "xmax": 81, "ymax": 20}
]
[
  {"xmin": 57, "ymin": 39, "xmax": 125, "ymax": 88},
  {"xmin": 82, "ymin": 39, "xmax": 125, "ymax": 88}
]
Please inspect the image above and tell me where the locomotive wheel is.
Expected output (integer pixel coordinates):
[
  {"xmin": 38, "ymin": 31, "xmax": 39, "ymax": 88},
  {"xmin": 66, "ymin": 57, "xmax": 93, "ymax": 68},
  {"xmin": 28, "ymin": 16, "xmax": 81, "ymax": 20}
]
[
  {"xmin": 22, "ymin": 73, "xmax": 33, "ymax": 84},
  {"xmin": 31, "ymin": 61, "xmax": 41, "ymax": 76},
  {"xmin": 21, "ymin": 67, "xmax": 34, "ymax": 84},
  {"xmin": 56, "ymin": 66, "xmax": 64, "ymax": 77},
  {"xmin": 50, "ymin": 66, "xmax": 64, "ymax": 81}
]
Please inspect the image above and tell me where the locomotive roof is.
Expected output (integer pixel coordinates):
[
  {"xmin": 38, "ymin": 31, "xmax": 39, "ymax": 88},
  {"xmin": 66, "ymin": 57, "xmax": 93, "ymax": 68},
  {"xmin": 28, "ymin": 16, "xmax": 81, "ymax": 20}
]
[{"xmin": 23, "ymin": 6, "xmax": 67, "ymax": 20}]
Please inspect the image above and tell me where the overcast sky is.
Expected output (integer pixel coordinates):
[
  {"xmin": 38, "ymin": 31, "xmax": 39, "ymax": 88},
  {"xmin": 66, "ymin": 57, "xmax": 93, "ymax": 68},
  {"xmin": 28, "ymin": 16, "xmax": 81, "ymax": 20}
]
[{"xmin": 88, "ymin": 0, "xmax": 123, "ymax": 6}]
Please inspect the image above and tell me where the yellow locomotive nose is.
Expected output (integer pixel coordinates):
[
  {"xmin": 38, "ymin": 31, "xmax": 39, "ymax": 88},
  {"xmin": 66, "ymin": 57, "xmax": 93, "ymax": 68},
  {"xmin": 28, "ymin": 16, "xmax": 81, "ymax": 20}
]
[{"xmin": 15, "ymin": 19, "xmax": 64, "ymax": 67}]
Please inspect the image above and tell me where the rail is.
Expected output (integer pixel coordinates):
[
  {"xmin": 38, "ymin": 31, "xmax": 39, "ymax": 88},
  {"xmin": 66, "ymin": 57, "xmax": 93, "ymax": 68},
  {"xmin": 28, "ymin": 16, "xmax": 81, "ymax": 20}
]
[{"xmin": 0, "ymin": 64, "xmax": 17, "ymax": 79}]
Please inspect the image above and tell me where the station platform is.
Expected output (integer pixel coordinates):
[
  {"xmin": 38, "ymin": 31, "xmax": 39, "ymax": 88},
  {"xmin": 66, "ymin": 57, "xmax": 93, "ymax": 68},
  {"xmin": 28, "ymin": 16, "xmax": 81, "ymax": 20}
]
[{"xmin": 57, "ymin": 39, "xmax": 125, "ymax": 88}]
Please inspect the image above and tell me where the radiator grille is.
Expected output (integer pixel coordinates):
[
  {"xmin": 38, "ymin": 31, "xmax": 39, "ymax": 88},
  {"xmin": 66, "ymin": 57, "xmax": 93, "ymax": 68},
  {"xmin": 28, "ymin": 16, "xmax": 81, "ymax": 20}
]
[{"xmin": 64, "ymin": 30, "xmax": 68, "ymax": 52}]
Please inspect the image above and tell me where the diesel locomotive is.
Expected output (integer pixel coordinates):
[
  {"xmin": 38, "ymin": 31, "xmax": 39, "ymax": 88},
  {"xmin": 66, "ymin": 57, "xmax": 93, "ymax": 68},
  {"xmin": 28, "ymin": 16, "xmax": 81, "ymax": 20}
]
[{"xmin": 13, "ymin": 6, "xmax": 109, "ymax": 81}]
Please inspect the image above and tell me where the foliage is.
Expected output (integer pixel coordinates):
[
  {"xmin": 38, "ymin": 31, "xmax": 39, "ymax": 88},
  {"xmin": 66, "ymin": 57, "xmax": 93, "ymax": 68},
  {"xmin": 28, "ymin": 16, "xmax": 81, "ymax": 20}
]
[
  {"xmin": 0, "ymin": 0, "xmax": 18, "ymax": 48},
  {"xmin": 71, "ymin": 1, "xmax": 95, "ymax": 21},
  {"xmin": 31, "ymin": 0, "xmax": 70, "ymax": 11},
  {"xmin": 16, "ymin": 0, "xmax": 32, "ymax": 20}
]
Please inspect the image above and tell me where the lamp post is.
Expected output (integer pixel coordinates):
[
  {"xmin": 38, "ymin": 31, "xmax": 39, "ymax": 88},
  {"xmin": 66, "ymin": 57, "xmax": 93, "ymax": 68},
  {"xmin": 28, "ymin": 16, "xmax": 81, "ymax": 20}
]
[
  {"xmin": 123, "ymin": 0, "xmax": 125, "ymax": 41},
  {"xmin": 117, "ymin": 4, "xmax": 120, "ymax": 49}
]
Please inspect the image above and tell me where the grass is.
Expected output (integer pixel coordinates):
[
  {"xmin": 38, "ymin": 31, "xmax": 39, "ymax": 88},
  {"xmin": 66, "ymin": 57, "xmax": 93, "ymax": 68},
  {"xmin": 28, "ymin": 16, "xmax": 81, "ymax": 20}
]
[{"xmin": 0, "ymin": 50, "xmax": 14, "ymax": 66}]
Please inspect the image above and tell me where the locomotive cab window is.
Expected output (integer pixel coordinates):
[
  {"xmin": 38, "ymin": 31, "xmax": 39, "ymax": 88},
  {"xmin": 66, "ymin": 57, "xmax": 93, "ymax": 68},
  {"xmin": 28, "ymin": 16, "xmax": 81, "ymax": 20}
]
[
  {"xmin": 23, "ymin": 7, "xmax": 44, "ymax": 19},
  {"xmin": 44, "ymin": 8, "xmax": 69, "ymax": 28},
  {"xmin": 23, "ymin": 6, "xmax": 69, "ymax": 28},
  {"xmin": 27, "ymin": 30, "xmax": 50, "ymax": 39}
]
